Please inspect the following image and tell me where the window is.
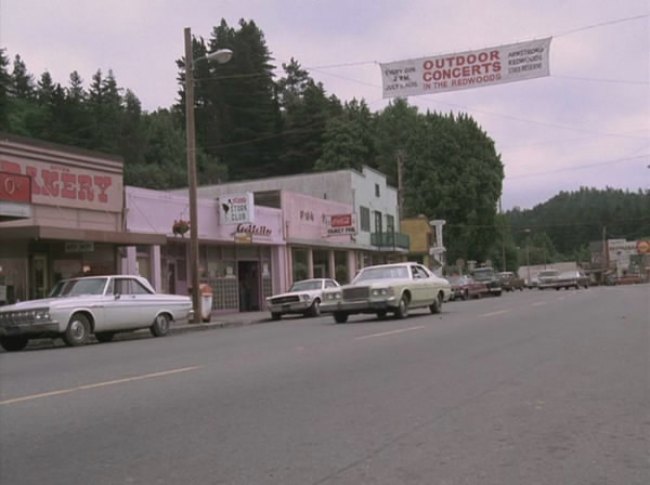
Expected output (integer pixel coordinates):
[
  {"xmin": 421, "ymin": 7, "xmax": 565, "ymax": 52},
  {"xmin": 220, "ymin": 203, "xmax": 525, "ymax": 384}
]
[
  {"xmin": 386, "ymin": 214, "xmax": 395, "ymax": 233},
  {"xmin": 374, "ymin": 211, "xmax": 383, "ymax": 234},
  {"xmin": 375, "ymin": 183, "xmax": 380, "ymax": 197},
  {"xmin": 360, "ymin": 206, "xmax": 370, "ymax": 232}
]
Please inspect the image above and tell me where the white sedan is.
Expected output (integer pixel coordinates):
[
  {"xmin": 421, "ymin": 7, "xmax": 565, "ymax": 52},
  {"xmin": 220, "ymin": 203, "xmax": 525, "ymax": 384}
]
[
  {"xmin": 320, "ymin": 262, "xmax": 451, "ymax": 324},
  {"xmin": 266, "ymin": 278, "xmax": 340, "ymax": 320},
  {"xmin": 0, "ymin": 275, "xmax": 192, "ymax": 351}
]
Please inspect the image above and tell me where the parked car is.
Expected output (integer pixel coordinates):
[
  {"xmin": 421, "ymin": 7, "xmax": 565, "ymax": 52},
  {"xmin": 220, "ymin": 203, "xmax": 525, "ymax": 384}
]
[
  {"xmin": 320, "ymin": 262, "xmax": 451, "ymax": 323},
  {"xmin": 497, "ymin": 271, "xmax": 525, "ymax": 291},
  {"xmin": 554, "ymin": 270, "xmax": 590, "ymax": 289},
  {"xmin": 266, "ymin": 278, "xmax": 339, "ymax": 320},
  {"xmin": 0, "ymin": 275, "xmax": 192, "ymax": 351},
  {"xmin": 537, "ymin": 269, "xmax": 561, "ymax": 290},
  {"xmin": 470, "ymin": 267, "xmax": 502, "ymax": 296},
  {"xmin": 448, "ymin": 275, "xmax": 489, "ymax": 300}
]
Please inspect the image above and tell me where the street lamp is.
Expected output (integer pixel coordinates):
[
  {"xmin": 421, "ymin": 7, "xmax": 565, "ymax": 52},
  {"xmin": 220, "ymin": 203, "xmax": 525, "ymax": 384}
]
[
  {"xmin": 184, "ymin": 27, "xmax": 232, "ymax": 323},
  {"xmin": 524, "ymin": 228, "xmax": 531, "ymax": 285}
]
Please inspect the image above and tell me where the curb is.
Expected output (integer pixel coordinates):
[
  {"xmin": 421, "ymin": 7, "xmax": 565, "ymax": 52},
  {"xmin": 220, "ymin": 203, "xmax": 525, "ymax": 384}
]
[{"xmin": 170, "ymin": 317, "xmax": 269, "ymax": 334}]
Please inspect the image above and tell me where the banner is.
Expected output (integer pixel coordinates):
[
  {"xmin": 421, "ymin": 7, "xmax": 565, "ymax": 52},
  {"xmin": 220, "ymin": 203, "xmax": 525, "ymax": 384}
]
[{"xmin": 380, "ymin": 37, "xmax": 552, "ymax": 98}]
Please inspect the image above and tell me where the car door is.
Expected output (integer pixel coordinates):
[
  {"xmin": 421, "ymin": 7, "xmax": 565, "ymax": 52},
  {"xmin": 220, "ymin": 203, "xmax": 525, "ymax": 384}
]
[
  {"xmin": 410, "ymin": 265, "xmax": 432, "ymax": 306},
  {"xmin": 104, "ymin": 277, "xmax": 145, "ymax": 330}
]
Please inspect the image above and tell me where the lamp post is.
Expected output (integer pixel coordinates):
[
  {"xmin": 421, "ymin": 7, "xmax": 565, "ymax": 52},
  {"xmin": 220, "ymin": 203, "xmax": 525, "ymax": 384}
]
[
  {"xmin": 184, "ymin": 27, "xmax": 232, "ymax": 323},
  {"xmin": 524, "ymin": 228, "xmax": 531, "ymax": 285}
]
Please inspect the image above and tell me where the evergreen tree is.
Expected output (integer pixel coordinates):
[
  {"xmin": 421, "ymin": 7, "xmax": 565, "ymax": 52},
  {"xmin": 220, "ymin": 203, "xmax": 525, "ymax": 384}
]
[{"xmin": 0, "ymin": 49, "xmax": 12, "ymax": 128}]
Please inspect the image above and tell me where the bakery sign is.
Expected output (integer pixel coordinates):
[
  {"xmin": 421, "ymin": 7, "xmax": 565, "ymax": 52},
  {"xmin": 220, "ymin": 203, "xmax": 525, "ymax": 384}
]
[{"xmin": 325, "ymin": 213, "xmax": 356, "ymax": 236}]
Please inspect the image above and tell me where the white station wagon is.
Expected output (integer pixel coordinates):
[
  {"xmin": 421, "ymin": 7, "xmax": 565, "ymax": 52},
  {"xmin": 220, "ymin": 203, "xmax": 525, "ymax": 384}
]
[
  {"xmin": 320, "ymin": 262, "xmax": 451, "ymax": 324},
  {"xmin": 0, "ymin": 275, "xmax": 192, "ymax": 351}
]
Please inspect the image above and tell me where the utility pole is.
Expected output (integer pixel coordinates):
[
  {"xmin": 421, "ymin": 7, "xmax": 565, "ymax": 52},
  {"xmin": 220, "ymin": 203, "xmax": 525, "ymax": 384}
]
[{"xmin": 602, "ymin": 225, "xmax": 607, "ymax": 282}]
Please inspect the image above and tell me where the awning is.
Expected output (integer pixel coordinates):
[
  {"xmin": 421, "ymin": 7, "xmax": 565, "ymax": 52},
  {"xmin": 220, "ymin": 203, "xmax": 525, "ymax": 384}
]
[{"xmin": 0, "ymin": 225, "xmax": 167, "ymax": 245}]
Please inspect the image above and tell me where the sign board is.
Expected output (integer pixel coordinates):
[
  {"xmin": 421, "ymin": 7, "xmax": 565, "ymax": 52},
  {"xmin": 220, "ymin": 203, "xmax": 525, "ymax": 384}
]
[
  {"xmin": 234, "ymin": 232, "xmax": 252, "ymax": 244},
  {"xmin": 0, "ymin": 201, "xmax": 32, "ymax": 218},
  {"xmin": 0, "ymin": 159, "xmax": 122, "ymax": 212},
  {"xmin": 324, "ymin": 213, "xmax": 357, "ymax": 236},
  {"xmin": 380, "ymin": 37, "xmax": 552, "ymax": 98},
  {"xmin": 0, "ymin": 171, "xmax": 31, "ymax": 203},
  {"xmin": 65, "ymin": 241, "xmax": 95, "ymax": 253},
  {"xmin": 219, "ymin": 193, "xmax": 254, "ymax": 224}
]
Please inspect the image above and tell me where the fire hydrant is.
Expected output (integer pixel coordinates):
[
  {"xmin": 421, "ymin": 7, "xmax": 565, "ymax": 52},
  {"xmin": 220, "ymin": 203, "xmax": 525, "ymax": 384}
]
[{"xmin": 199, "ymin": 283, "xmax": 213, "ymax": 322}]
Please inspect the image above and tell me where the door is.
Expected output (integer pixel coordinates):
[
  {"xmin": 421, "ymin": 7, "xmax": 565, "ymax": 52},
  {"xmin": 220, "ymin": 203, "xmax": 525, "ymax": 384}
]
[{"xmin": 31, "ymin": 254, "xmax": 48, "ymax": 299}]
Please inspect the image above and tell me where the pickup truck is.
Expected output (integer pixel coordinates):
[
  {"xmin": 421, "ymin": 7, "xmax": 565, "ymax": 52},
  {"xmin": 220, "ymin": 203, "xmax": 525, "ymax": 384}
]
[{"xmin": 471, "ymin": 267, "xmax": 502, "ymax": 296}]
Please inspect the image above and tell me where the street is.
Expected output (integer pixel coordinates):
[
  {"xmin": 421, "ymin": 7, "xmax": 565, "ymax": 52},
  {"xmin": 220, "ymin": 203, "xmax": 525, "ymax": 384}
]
[{"xmin": 1, "ymin": 285, "xmax": 648, "ymax": 485}]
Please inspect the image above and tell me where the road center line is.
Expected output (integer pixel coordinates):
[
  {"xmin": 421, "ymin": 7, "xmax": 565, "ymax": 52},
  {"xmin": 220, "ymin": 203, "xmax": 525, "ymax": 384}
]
[
  {"xmin": 480, "ymin": 310, "xmax": 510, "ymax": 317},
  {"xmin": 532, "ymin": 301, "xmax": 548, "ymax": 306},
  {"xmin": 0, "ymin": 365, "xmax": 203, "ymax": 406},
  {"xmin": 356, "ymin": 326, "xmax": 425, "ymax": 340}
]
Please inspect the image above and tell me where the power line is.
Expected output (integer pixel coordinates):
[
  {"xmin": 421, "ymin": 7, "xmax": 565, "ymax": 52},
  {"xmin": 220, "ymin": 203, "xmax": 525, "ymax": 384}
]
[
  {"xmin": 506, "ymin": 154, "xmax": 649, "ymax": 179},
  {"xmin": 553, "ymin": 14, "xmax": 649, "ymax": 37}
]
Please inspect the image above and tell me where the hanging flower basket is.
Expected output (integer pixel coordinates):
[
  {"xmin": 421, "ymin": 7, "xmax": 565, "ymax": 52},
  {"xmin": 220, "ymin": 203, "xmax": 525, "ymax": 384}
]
[{"xmin": 172, "ymin": 219, "xmax": 190, "ymax": 237}]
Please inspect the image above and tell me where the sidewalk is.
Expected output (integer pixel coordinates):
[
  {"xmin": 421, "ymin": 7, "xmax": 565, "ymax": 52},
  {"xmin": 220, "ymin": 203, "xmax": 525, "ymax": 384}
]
[{"xmin": 170, "ymin": 310, "xmax": 271, "ymax": 335}]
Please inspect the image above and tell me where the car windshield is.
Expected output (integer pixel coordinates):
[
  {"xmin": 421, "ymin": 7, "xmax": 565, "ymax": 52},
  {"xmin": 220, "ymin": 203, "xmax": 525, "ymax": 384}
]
[
  {"xmin": 57, "ymin": 278, "xmax": 108, "ymax": 297},
  {"xmin": 289, "ymin": 280, "xmax": 322, "ymax": 291},
  {"xmin": 355, "ymin": 266, "xmax": 410, "ymax": 282},
  {"xmin": 472, "ymin": 269, "xmax": 494, "ymax": 281}
]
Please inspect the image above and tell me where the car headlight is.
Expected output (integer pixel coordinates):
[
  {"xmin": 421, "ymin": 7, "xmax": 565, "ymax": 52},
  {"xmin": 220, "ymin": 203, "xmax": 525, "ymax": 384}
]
[
  {"xmin": 301, "ymin": 293, "xmax": 312, "ymax": 301},
  {"xmin": 371, "ymin": 288, "xmax": 393, "ymax": 297},
  {"xmin": 34, "ymin": 308, "xmax": 52, "ymax": 321},
  {"xmin": 325, "ymin": 292, "xmax": 342, "ymax": 300}
]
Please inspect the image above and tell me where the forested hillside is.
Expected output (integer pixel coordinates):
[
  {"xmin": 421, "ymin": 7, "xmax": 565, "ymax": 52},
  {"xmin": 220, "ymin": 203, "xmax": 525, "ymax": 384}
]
[{"xmin": 504, "ymin": 188, "xmax": 650, "ymax": 266}]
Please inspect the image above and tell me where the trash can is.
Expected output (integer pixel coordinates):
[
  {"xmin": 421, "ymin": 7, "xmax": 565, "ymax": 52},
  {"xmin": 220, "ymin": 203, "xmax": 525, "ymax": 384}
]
[{"xmin": 199, "ymin": 283, "xmax": 213, "ymax": 322}]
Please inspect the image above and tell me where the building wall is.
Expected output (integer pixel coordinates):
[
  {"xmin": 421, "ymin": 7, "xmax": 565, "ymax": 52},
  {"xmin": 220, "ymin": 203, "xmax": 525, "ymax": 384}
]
[{"xmin": 350, "ymin": 167, "xmax": 400, "ymax": 248}]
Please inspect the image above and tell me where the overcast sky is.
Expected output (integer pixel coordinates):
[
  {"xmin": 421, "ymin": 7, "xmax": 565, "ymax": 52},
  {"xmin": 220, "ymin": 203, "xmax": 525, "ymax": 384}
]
[{"xmin": 1, "ymin": 0, "xmax": 648, "ymax": 210}]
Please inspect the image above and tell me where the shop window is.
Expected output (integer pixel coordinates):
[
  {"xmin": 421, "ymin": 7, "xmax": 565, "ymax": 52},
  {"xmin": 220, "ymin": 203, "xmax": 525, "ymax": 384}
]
[
  {"xmin": 292, "ymin": 248, "xmax": 309, "ymax": 282},
  {"xmin": 335, "ymin": 251, "xmax": 349, "ymax": 284},
  {"xmin": 375, "ymin": 183, "xmax": 380, "ymax": 197},
  {"xmin": 313, "ymin": 250, "xmax": 329, "ymax": 279}
]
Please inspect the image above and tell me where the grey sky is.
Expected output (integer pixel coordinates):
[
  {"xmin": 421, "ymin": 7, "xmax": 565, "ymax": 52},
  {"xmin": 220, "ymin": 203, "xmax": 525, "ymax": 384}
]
[{"xmin": 1, "ymin": 0, "xmax": 648, "ymax": 210}]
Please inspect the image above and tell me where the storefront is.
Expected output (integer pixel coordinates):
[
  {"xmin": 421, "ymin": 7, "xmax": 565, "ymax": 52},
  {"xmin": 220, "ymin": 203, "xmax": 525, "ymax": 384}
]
[
  {"xmin": 0, "ymin": 133, "xmax": 166, "ymax": 305},
  {"xmin": 282, "ymin": 191, "xmax": 358, "ymax": 286},
  {"xmin": 125, "ymin": 186, "xmax": 286, "ymax": 313}
]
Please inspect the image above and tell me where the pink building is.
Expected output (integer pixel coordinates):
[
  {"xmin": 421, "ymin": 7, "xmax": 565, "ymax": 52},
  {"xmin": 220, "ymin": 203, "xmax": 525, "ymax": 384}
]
[
  {"xmin": 281, "ymin": 191, "xmax": 357, "ymax": 287},
  {"xmin": 124, "ymin": 186, "xmax": 286, "ymax": 313}
]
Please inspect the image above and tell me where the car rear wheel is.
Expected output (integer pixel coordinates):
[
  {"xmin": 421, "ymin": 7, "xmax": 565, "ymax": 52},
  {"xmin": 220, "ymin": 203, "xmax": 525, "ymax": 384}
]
[
  {"xmin": 63, "ymin": 313, "xmax": 91, "ymax": 347},
  {"xmin": 394, "ymin": 295, "xmax": 409, "ymax": 319},
  {"xmin": 334, "ymin": 312, "xmax": 348, "ymax": 324},
  {"xmin": 150, "ymin": 313, "xmax": 170, "ymax": 337},
  {"xmin": 429, "ymin": 293, "xmax": 442, "ymax": 314},
  {"xmin": 95, "ymin": 332, "xmax": 115, "ymax": 343},
  {"xmin": 0, "ymin": 335, "xmax": 29, "ymax": 352}
]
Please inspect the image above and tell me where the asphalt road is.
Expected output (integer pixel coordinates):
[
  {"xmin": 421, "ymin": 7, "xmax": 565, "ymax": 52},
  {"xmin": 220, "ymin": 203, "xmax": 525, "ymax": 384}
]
[{"xmin": 1, "ymin": 285, "xmax": 648, "ymax": 485}]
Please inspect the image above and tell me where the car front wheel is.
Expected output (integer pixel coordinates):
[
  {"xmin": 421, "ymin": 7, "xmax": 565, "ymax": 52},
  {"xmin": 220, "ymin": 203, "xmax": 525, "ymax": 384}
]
[
  {"xmin": 394, "ymin": 295, "xmax": 409, "ymax": 319},
  {"xmin": 0, "ymin": 335, "xmax": 29, "ymax": 352},
  {"xmin": 307, "ymin": 299, "xmax": 321, "ymax": 317},
  {"xmin": 63, "ymin": 313, "xmax": 91, "ymax": 347}
]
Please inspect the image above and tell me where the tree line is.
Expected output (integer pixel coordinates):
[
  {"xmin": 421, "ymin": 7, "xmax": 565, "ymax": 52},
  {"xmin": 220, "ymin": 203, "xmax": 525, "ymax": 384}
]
[{"xmin": 2, "ymin": 18, "xmax": 644, "ymax": 270}]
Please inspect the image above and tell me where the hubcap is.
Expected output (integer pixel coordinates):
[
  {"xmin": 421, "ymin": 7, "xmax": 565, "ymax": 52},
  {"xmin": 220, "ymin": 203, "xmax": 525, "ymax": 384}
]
[
  {"xmin": 70, "ymin": 320, "xmax": 85, "ymax": 340},
  {"xmin": 157, "ymin": 316, "xmax": 169, "ymax": 332}
]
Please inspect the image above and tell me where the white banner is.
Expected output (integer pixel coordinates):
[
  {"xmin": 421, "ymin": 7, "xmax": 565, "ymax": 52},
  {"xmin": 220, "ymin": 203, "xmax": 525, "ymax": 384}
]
[{"xmin": 380, "ymin": 37, "xmax": 552, "ymax": 98}]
